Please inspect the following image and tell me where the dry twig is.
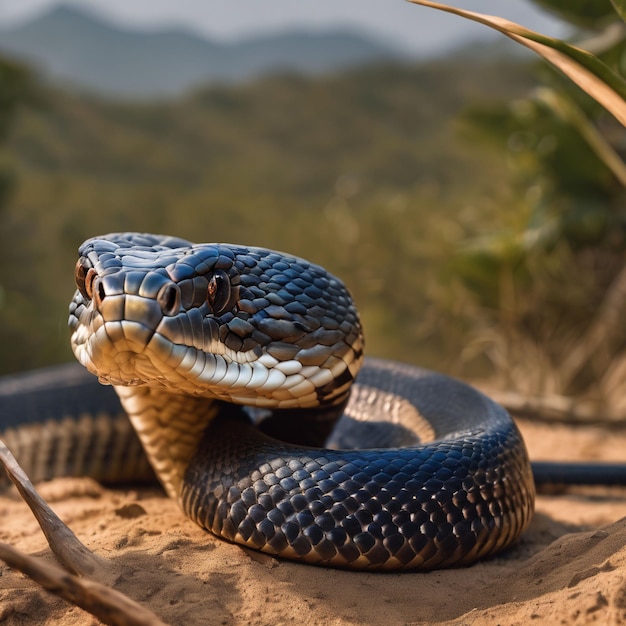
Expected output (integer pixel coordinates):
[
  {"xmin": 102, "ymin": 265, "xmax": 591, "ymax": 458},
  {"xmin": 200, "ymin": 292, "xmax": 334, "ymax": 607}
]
[
  {"xmin": 0, "ymin": 438, "xmax": 170, "ymax": 625},
  {"xmin": 0, "ymin": 439, "xmax": 111, "ymax": 578},
  {"xmin": 0, "ymin": 542, "xmax": 169, "ymax": 626}
]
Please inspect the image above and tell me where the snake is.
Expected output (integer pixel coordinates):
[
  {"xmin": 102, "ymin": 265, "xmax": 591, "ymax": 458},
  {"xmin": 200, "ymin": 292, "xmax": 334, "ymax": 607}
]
[{"xmin": 0, "ymin": 232, "xmax": 538, "ymax": 571}]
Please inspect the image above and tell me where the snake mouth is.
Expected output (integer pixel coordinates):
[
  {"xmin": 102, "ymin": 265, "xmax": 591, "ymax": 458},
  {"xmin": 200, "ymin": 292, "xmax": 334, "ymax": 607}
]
[
  {"xmin": 74, "ymin": 328, "xmax": 154, "ymax": 388},
  {"xmin": 93, "ymin": 347, "xmax": 165, "ymax": 387},
  {"xmin": 73, "ymin": 308, "xmax": 361, "ymax": 409},
  {"xmin": 72, "ymin": 298, "xmax": 360, "ymax": 408},
  {"xmin": 70, "ymin": 287, "xmax": 171, "ymax": 388}
]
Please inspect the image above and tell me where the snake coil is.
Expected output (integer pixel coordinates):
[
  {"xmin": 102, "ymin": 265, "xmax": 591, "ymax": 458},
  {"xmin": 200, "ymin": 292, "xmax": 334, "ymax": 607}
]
[{"xmin": 5, "ymin": 233, "xmax": 537, "ymax": 570}]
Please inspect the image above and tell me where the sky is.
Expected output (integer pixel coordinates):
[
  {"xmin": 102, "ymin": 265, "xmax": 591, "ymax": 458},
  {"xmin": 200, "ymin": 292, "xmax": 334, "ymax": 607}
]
[{"xmin": 0, "ymin": 0, "xmax": 566, "ymax": 56}]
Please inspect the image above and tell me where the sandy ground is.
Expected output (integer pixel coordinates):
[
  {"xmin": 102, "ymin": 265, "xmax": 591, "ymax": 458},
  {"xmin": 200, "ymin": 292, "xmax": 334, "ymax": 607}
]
[{"xmin": 1, "ymin": 417, "xmax": 626, "ymax": 626}]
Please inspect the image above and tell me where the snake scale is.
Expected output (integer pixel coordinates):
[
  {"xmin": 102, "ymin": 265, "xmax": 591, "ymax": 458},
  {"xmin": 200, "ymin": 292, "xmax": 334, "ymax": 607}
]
[{"xmin": 0, "ymin": 232, "xmax": 537, "ymax": 571}]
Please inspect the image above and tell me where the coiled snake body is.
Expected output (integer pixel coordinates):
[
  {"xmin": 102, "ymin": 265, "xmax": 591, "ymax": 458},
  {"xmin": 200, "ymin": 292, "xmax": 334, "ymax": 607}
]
[{"xmin": 3, "ymin": 233, "xmax": 536, "ymax": 570}]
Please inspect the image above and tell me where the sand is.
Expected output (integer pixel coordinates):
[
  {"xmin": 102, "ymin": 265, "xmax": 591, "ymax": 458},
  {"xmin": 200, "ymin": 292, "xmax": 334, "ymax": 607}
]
[{"xmin": 1, "ymin": 417, "xmax": 626, "ymax": 626}]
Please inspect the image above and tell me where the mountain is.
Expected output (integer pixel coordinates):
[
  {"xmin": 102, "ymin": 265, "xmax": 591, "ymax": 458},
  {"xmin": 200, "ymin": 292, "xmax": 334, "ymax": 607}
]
[{"xmin": 0, "ymin": 5, "xmax": 408, "ymax": 98}]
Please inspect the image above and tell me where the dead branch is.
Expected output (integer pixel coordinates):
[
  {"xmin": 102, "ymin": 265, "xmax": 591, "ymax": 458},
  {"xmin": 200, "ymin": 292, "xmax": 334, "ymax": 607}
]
[
  {"xmin": 0, "ymin": 542, "xmax": 169, "ymax": 626},
  {"xmin": 486, "ymin": 388, "xmax": 626, "ymax": 425},
  {"xmin": 0, "ymin": 439, "xmax": 111, "ymax": 578},
  {"xmin": 0, "ymin": 437, "xmax": 169, "ymax": 625},
  {"xmin": 560, "ymin": 263, "xmax": 626, "ymax": 388}
]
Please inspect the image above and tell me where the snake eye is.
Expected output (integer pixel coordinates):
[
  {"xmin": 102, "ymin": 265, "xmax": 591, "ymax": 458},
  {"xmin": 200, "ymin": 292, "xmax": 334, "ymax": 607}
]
[
  {"xmin": 207, "ymin": 270, "xmax": 232, "ymax": 314},
  {"xmin": 75, "ymin": 259, "xmax": 98, "ymax": 300}
]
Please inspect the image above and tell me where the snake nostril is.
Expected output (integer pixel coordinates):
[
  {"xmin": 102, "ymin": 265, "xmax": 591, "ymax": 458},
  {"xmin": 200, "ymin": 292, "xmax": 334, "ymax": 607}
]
[
  {"xmin": 157, "ymin": 283, "xmax": 181, "ymax": 316},
  {"xmin": 90, "ymin": 277, "xmax": 106, "ymax": 309}
]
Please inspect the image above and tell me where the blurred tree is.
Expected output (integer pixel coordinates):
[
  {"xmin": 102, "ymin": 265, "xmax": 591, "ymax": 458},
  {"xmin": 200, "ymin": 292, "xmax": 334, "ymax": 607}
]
[
  {"xmin": 0, "ymin": 57, "xmax": 37, "ymax": 207},
  {"xmin": 0, "ymin": 56, "xmax": 40, "ymax": 370},
  {"xmin": 530, "ymin": 0, "xmax": 617, "ymax": 28},
  {"xmin": 0, "ymin": 57, "xmax": 532, "ymax": 375}
]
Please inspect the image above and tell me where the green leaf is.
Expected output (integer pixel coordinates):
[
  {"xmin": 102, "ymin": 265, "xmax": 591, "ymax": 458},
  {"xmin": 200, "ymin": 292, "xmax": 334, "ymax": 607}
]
[
  {"xmin": 531, "ymin": 0, "xmax": 616, "ymax": 28},
  {"xmin": 533, "ymin": 87, "xmax": 626, "ymax": 187},
  {"xmin": 611, "ymin": 0, "xmax": 626, "ymax": 23},
  {"xmin": 408, "ymin": 0, "xmax": 626, "ymax": 127}
]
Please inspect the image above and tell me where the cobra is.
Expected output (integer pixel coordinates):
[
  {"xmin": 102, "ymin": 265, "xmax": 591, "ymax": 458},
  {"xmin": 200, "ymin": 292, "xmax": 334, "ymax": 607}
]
[{"xmin": 5, "ymin": 233, "xmax": 538, "ymax": 570}]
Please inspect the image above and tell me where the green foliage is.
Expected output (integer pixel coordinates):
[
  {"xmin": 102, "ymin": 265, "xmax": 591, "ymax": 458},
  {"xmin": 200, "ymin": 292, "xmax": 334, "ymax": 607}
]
[
  {"xmin": 0, "ymin": 57, "xmax": 38, "ymax": 140},
  {"xmin": 441, "ymin": 2, "xmax": 626, "ymax": 401},
  {"xmin": 530, "ymin": 0, "xmax": 616, "ymax": 28},
  {"xmin": 611, "ymin": 0, "xmax": 626, "ymax": 23},
  {"xmin": 0, "ymin": 58, "xmax": 37, "ymax": 206},
  {"xmin": 0, "ymin": 58, "xmax": 39, "ymax": 366}
]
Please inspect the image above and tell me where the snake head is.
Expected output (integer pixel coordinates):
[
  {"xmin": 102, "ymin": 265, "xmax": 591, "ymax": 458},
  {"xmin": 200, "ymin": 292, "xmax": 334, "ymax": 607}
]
[{"xmin": 70, "ymin": 233, "xmax": 364, "ymax": 408}]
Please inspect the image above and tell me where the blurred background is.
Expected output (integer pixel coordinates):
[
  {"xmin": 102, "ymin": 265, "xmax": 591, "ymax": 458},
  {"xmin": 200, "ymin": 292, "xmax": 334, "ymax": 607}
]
[{"xmin": 0, "ymin": 1, "xmax": 624, "ymax": 416}]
